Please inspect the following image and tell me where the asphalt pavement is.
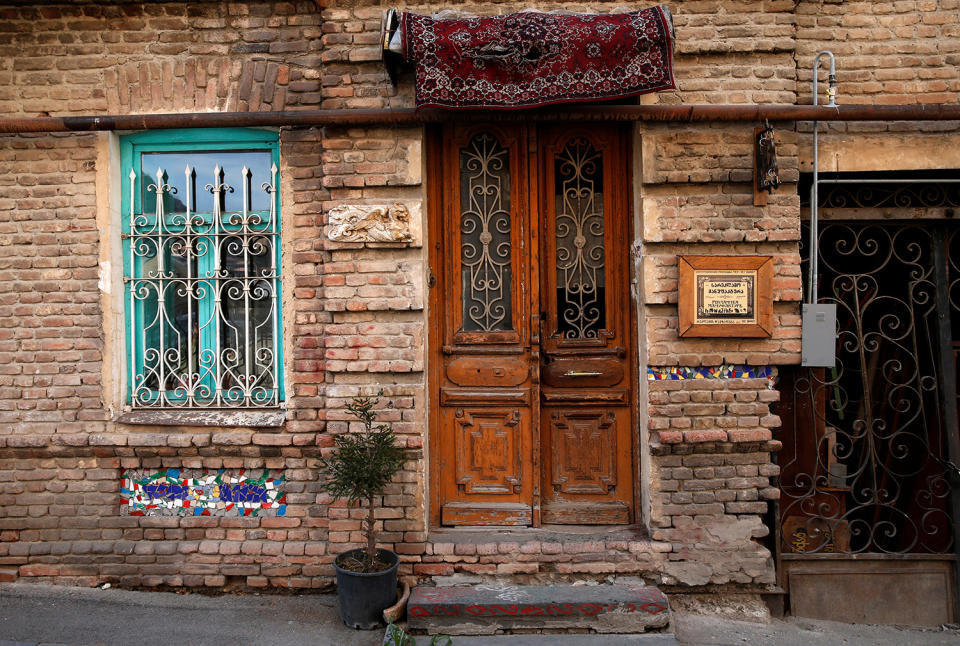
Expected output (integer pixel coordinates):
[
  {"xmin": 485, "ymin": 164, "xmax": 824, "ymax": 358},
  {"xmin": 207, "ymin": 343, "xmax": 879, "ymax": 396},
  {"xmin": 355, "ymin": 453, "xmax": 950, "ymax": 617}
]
[{"xmin": 2, "ymin": 583, "xmax": 960, "ymax": 646}]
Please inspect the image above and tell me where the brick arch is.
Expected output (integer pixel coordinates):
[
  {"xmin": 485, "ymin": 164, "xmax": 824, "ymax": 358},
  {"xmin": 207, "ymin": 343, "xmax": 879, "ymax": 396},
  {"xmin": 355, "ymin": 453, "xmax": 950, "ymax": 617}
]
[{"xmin": 106, "ymin": 58, "xmax": 296, "ymax": 114}]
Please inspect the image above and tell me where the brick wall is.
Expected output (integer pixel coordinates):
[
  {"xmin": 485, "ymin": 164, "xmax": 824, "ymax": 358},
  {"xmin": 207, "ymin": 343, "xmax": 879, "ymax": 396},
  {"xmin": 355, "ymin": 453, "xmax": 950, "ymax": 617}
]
[
  {"xmin": 647, "ymin": 377, "xmax": 781, "ymax": 586},
  {"xmin": 0, "ymin": 133, "xmax": 103, "ymax": 434},
  {"xmin": 1, "ymin": 441, "xmax": 329, "ymax": 589},
  {"xmin": 796, "ymin": 0, "xmax": 960, "ymax": 107},
  {"xmin": 281, "ymin": 126, "xmax": 329, "ymax": 435},
  {"xmin": 0, "ymin": 2, "xmax": 324, "ymax": 116},
  {"xmin": 1, "ymin": 0, "xmax": 957, "ymax": 594}
]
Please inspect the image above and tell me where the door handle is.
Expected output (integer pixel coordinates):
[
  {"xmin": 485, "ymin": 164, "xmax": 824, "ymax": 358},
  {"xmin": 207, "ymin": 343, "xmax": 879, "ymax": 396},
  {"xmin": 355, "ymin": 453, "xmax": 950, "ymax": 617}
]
[{"xmin": 562, "ymin": 370, "xmax": 602, "ymax": 377}]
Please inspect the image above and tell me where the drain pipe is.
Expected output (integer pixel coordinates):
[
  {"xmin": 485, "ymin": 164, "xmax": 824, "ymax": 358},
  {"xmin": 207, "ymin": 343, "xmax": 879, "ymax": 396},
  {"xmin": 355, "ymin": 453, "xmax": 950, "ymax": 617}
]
[{"xmin": 808, "ymin": 51, "xmax": 837, "ymax": 304}]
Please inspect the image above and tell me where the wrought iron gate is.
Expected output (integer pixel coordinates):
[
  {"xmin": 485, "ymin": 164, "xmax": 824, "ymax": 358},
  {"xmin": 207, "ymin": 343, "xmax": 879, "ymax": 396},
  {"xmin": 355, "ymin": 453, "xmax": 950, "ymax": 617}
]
[{"xmin": 779, "ymin": 221, "xmax": 960, "ymax": 555}]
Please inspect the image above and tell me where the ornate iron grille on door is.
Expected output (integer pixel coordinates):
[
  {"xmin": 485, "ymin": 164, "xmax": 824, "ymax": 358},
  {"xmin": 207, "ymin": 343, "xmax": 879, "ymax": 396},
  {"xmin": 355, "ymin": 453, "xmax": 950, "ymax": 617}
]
[
  {"xmin": 554, "ymin": 137, "xmax": 605, "ymax": 340},
  {"xmin": 779, "ymin": 222, "xmax": 960, "ymax": 554},
  {"xmin": 459, "ymin": 133, "xmax": 513, "ymax": 333}
]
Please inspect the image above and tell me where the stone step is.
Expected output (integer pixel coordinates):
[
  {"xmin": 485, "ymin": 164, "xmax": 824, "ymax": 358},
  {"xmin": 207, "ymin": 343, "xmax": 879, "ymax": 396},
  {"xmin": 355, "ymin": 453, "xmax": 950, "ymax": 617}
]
[
  {"xmin": 386, "ymin": 633, "xmax": 679, "ymax": 645},
  {"xmin": 407, "ymin": 584, "xmax": 671, "ymax": 636}
]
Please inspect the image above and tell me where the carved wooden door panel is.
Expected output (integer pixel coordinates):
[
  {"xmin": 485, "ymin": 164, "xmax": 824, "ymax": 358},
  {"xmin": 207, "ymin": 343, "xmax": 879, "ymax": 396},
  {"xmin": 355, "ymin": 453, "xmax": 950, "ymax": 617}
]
[
  {"xmin": 538, "ymin": 125, "xmax": 634, "ymax": 524},
  {"xmin": 429, "ymin": 123, "xmax": 633, "ymax": 527}
]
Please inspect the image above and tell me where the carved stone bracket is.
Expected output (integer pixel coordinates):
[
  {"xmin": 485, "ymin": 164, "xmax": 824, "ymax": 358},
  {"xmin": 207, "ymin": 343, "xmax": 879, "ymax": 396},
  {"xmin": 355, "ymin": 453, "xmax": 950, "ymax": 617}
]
[{"xmin": 326, "ymin": 202, "xmax": 420, "ymax": 244}]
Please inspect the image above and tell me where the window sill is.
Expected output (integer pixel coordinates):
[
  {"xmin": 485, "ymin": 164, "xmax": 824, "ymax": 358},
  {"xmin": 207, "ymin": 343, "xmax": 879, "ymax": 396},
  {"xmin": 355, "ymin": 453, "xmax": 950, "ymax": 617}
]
[{"xmin": 115, "ymin": 409, "xmax": 286, "ymax": 428}]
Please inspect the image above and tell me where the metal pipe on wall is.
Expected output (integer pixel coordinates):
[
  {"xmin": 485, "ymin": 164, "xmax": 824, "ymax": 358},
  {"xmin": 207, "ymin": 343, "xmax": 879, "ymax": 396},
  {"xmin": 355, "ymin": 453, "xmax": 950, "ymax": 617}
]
[
  {"xmin": 2, "ymin": 103, "xmax": 960, "ymax": 134},
  {"xmin": 809, "ymin": 50, "xmax": 837, "ymax": 305}
]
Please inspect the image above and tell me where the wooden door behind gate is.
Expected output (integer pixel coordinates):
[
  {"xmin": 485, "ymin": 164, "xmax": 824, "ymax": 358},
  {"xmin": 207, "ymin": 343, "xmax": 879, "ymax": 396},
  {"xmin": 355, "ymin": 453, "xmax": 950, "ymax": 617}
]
[{"xmin": 428, "ymin": 123, "xmax": 634, "ymax": 527}]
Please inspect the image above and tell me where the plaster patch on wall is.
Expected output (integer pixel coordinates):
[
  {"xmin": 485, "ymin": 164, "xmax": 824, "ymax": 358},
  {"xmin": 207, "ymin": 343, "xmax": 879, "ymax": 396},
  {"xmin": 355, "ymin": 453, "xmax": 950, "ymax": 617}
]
[
  {"xmin": 121, "ymin": 468, "xmax": 286, "ymax": 516},
  {"xmin": 98, "ymin": 260, "xmax": 111, "ymax": 293}
]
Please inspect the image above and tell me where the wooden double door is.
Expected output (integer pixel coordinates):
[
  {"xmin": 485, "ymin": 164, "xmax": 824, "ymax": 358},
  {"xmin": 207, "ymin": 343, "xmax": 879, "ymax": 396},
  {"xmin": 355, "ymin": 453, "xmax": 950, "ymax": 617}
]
[{"xmin": 428, "ymin": 123, "xmax": 635, "ymax": 526}]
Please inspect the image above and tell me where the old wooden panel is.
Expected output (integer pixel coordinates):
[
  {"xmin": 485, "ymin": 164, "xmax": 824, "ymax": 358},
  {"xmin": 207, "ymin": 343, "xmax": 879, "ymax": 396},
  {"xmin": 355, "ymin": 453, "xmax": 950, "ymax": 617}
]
[
  {"xmin": 542, "ymin": 358, "xmax": 624, "ymax": 388},
  {"xmin": 441, "ymin": 502, "xmax": 533, "ymax": 526},
  {"xmin": 783, "ymin": 558, "xmax": 956, "ymax": 626},
  {"xmin": 541, "ymin": 501, "xmax": 630, "ymax": 525},
  {"xmin": 447, "ymin": 356, "xmax": 528, "ymax": 387},
  {"xmin": 454, "ymin": 408, "xmax": 524, "ymax": 495},
  {"xmin": 440, "ymin": 388, "xmax": 530, "ymax": 406},
  {"xmin": 541, "ymin": 388, "xmax": 629, "ymax": 404},
  {"xmin": 549, "ymin": 409, "xmax": 618, "ymax": 495},
  {"xmin": 541, "ymin": 407, "xmax": 633, "ymax": 524}
]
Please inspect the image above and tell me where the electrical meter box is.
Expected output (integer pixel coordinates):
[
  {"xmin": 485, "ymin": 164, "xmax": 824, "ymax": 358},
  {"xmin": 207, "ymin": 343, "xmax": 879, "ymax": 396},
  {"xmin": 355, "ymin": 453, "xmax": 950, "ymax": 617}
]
[{"xmin": 802, "ymin": 303, "xmax": 837, "ymax": 367}]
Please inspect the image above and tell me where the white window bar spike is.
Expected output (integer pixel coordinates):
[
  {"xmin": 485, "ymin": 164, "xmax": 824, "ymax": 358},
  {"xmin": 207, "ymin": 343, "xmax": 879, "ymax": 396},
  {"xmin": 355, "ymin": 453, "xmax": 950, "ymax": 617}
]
[
  {"xmin": 185, "ymin": 164, "xmax": 194, "ymax": 403},
  {"xmin": 242, "ymin": 165, "xmax": 252, "ymax": 402},
  {"xmin": 128, "ymin": 168, "xmax": 137, "ymax": 408},
  {"xmin": 184, "ymin": 164, "xmax": 192, "ymax": 216},
  {"xmin": 265, "ymin": 162, "xmax": 279, "ymax": 404},
  {"xmin": 266, "ymin": 163, "xmax": 278, "ymax": 235},
  {"xmin": 242, "ymin": 165, "xmax": 249, "ymax": 216},
  {"xmin": 209, "ymin": 164, "xmax": 223, "ymax": 406},
  {"xmin": 154, "ymin": 167, "xmax": 166, "ymax": 402}
]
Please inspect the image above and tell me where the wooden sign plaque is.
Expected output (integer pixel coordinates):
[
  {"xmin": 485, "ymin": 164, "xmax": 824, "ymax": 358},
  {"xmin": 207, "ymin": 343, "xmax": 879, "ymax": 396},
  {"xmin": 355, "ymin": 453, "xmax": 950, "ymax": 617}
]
[{"xmin": 678, "ymin": 255, "xmax": 773, "ymax": 338}]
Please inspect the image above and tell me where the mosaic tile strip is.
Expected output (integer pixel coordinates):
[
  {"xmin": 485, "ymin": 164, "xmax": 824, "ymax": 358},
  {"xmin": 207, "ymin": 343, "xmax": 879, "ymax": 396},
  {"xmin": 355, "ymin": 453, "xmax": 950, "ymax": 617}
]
[
  {"xmin": 647, "ymin": 365, "xmax": 774, "ymax": 380},
  {"xmin": 120, "ymin": 469, "xmax": 286, "ymax": 517}
]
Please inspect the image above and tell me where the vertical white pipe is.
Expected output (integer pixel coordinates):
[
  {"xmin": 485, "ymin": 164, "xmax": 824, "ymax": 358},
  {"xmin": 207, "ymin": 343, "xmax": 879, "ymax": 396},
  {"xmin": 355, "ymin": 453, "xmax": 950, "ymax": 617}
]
[{"xmin": 809, "ymin": 51, "xmax": 837, "ymax": 304}]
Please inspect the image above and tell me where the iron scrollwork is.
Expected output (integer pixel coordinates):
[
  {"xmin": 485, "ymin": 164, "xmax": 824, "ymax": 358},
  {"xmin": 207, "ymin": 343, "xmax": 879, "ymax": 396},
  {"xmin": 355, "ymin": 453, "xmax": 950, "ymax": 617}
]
[
  {"xmin": 811, "ymin": 182, "xmax": 960, "ymax": 209},
  {"xmin": 781, "ymin": 223, "xmax": 957, "ymax": 554},
  {"xmin": 459, "ymin": 133, "xmax": 513, "ymax": 333},
  {"xmin": 124, "ymin": 161, "xmax": 280, "ymax": 409},
  {"xmin": 554, "ymin": 137, "xmax": 606, "ymax": 340}
]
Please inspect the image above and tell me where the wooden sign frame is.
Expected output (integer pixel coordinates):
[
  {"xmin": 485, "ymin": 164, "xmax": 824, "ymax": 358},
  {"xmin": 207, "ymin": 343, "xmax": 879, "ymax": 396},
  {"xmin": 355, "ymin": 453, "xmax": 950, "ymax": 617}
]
[{"xmin": 678, "ymin": 255, "xmax": 773, "ymax": 338}]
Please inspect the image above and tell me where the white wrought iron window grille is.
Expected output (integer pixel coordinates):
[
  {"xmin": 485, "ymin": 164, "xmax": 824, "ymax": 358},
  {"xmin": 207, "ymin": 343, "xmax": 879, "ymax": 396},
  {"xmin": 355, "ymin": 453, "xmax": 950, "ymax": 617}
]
[{"xmin": 121, "ymin": 130, "xmax": 282, "ymax": 409}]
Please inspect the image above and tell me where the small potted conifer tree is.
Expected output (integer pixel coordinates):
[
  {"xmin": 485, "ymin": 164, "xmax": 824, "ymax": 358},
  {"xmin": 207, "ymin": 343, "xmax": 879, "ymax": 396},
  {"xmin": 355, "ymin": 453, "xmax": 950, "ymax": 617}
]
[{"xmin": 319, "ymin": 392, "xmax": 407, "ymax": 630}]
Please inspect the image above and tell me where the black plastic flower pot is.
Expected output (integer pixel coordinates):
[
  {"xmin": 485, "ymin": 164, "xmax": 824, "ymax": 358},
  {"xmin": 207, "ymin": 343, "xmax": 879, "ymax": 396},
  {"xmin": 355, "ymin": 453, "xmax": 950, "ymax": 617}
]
[{"xmin": 334, "ymin": 548, "xmax": 399, "ymax": 630}]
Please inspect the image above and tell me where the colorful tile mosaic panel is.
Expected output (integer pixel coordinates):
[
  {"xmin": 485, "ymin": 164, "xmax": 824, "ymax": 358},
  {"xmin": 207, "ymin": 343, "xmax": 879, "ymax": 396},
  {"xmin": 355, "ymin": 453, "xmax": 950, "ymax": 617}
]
[
  {"xmin": 120, "ymin": 469, "xmax": 286, "ymax": 517},
  {"xmin": 647, "ymin": 365, "xmax": 774, "ymax": 380}
]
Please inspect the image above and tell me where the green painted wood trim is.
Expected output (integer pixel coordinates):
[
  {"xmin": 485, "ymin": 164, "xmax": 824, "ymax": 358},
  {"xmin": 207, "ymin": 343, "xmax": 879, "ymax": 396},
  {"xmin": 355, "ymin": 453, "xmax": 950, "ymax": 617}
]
[{"xmin": 120, "ymin": 128, "xmax": 284, "ymax": 406}]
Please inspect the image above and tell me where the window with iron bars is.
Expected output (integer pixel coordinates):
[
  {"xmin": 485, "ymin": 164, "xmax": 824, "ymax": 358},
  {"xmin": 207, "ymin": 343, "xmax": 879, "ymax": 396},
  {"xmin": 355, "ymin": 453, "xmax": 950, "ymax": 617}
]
[{"xmin": 121, "ymin": 128, "xmax": 282, "ymax": 409}]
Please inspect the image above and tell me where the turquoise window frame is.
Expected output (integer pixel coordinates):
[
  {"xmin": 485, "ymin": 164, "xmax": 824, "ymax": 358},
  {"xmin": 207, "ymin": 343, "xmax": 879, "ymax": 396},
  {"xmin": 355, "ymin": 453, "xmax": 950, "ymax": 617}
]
[{"xmin": 120, "ymin": 128, "xmax": 283, "ymax": 408}]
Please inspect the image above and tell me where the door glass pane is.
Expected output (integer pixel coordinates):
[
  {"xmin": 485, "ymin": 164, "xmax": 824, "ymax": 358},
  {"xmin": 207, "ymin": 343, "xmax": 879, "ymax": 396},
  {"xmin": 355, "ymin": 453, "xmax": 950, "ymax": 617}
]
[
  {"xmin": 460, "ymin": 133, "xmax": 513, "ymax": 332},
  {"xmin": 555, "ymin": 137, "xmax": 606, "ymax": 339}
]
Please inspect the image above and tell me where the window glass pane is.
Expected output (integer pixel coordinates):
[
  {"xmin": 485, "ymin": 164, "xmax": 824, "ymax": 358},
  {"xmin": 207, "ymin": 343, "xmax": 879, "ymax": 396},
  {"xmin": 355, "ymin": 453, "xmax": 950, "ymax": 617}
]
[
  {"xmin": 133, "ymin": 241, "xmax": 201, "ymax": 398},
  {"xmin": 459, "ymin": 133, "xmax": 513, "ymax": 333},
  {"xmin": 141, "ymin": 151, "xmax": 273, "ymax": 214},
  {"xmin": 555, "ymin": 137, "xmax": 606, "ymax": 340},
  {"xmin": 219, "ymin": 233, "xmax": 277, "ymax": 404}
]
